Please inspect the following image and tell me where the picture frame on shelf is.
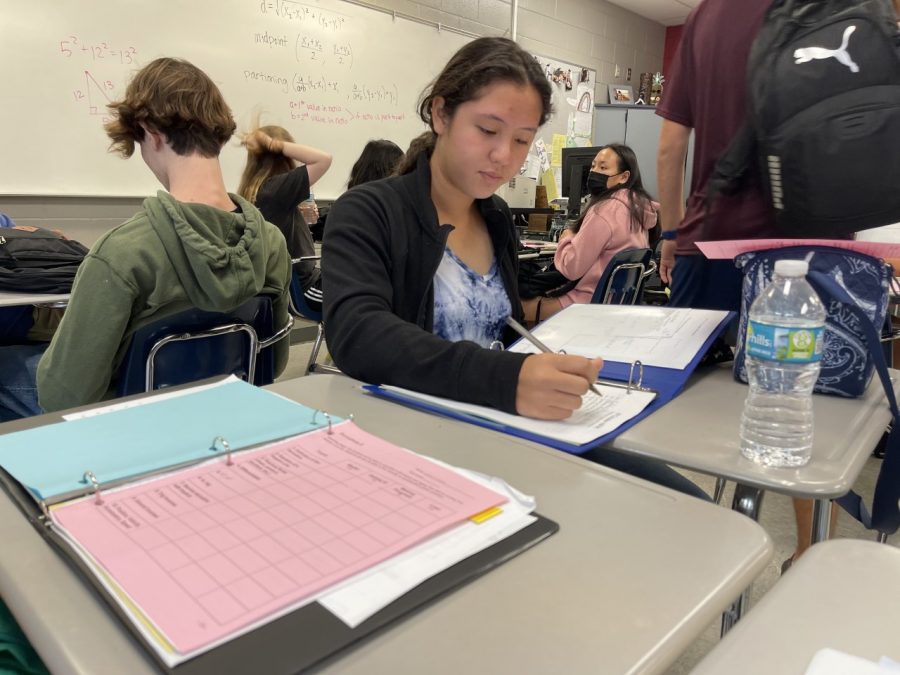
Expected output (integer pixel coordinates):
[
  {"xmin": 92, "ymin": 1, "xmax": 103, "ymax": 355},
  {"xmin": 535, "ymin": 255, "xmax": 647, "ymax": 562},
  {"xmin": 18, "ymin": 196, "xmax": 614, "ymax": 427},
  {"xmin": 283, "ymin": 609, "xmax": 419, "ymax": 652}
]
[{"xmin": 608, "ymin": 84, "xmax": 634, "ymax": 105}]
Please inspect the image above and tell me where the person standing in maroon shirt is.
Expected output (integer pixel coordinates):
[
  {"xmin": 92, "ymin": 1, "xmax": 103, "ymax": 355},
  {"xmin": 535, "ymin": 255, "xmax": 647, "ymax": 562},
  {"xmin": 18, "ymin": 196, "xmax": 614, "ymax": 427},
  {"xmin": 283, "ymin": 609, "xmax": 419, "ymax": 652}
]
[
  {"xmin": 655, "ymin": 0, "xmax": 900, "ymax": 570},
  {"xmin": 655, "ymin": 0, "xmax": 777, "ymax": 311}
]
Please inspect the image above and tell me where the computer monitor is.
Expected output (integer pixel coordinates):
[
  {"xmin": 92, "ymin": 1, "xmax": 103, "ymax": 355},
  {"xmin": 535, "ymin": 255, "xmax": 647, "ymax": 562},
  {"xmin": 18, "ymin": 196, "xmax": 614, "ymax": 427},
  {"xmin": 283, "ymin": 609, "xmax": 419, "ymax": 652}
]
[{"xmin": 561, "ymin": 146, "xmax": 601, "ymax": 218}]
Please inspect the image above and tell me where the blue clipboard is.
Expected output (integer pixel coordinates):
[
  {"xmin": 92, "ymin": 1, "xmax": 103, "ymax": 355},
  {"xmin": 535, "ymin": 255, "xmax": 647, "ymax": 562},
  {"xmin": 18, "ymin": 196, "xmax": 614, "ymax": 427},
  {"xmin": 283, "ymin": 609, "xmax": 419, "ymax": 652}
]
[{"xmin": 365, "ymin": 310, "xmax": 735, "ymax": 455}]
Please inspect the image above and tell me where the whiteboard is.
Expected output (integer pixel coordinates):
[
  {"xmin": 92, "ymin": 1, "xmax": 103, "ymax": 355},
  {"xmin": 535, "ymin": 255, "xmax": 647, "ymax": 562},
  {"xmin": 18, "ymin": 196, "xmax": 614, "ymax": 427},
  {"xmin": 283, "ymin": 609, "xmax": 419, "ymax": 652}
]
[{"xmin": 0, "ymin": 0, "xmax": 472, "ymax": 199}]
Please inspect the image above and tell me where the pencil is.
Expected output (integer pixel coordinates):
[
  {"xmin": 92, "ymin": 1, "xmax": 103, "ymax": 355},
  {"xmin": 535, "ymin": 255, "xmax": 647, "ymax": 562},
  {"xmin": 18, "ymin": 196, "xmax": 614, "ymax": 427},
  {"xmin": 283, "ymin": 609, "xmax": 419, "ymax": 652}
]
[{"xmin": 505, "ymin": 316, "xmax": 603, "ymax": 397}]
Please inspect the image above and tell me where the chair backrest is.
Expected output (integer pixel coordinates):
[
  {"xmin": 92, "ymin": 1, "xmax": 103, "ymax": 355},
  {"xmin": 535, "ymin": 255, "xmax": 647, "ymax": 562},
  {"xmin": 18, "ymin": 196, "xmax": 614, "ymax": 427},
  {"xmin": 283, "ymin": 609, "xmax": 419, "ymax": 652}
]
[
  {"xmin": 641, "ymin": 239, "xmax": 669, "ymax": 306},
  {"xmin": 590, "ymin": 247, "xmax": 653, "ymax": 305},
  {"xmin": 288, "ymin": 273, "xmax": 322, "ymax": 323},
  {"xmin": 116, "ymin": 295, "xmax": 277, "ymax": 396},
  {"xmin": 287, "ymin": 267, "xmax": 341, "ymax": 376}
]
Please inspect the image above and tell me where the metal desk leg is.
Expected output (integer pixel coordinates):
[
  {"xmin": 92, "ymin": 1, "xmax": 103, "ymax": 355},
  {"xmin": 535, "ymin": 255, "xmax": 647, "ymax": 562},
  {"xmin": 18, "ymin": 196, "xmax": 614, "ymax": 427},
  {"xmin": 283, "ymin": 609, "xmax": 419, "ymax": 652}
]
[
  {"xmin": 811, "ymin": 498, "xmax": 831, "ymax": 544},
  {"xmin": 712, "ymin": 477, "xmax": 727, "ymax": 505},
  {"xmin": 720, "ymin": 483, "xmax": 765, "ymax": 636}
]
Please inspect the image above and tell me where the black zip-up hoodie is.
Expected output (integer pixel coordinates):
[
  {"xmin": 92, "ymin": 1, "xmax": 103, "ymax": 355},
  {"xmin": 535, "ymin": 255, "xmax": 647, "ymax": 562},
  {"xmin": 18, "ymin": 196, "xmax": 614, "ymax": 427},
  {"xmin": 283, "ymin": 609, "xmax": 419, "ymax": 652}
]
[{"xmin": 322, "ymin": 154, "xmax": 529, "ymax": 414}]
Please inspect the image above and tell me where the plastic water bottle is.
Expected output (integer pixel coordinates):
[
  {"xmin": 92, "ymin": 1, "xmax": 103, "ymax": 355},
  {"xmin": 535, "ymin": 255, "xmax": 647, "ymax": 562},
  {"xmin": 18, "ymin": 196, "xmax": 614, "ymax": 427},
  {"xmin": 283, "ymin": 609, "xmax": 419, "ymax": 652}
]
[
  {"xmin": 299, "ymin": 193, "xmax": 318, "ymax": 226},
  {"xmin": 739, "ymin": 259, "xmax": 826, "ymax": 467}
]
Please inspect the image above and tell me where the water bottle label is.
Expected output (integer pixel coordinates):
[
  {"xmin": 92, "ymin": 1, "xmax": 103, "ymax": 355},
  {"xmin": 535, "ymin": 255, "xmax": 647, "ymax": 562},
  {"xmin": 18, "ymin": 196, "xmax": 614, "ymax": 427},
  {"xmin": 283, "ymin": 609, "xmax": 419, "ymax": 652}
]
[{"xmin": 745, "ymin": 321, "xmax": 824, "ymax": 363}]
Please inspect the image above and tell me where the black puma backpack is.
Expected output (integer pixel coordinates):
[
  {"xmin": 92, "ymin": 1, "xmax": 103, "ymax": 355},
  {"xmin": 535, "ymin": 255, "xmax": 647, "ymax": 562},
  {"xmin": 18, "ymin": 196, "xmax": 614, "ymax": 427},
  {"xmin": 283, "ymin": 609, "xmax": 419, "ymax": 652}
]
[{"xmin": 707, "ymin": 0, "xmax": 900, "ymax": 238}]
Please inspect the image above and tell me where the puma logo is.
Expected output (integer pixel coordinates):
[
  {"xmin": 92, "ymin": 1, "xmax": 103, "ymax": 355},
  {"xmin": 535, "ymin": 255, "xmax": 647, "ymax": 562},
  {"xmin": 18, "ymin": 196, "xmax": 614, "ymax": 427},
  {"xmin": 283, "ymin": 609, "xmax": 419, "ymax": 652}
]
[{"xmin": 793, "ymin": 25, "xmax": 860, "ymax": 72}]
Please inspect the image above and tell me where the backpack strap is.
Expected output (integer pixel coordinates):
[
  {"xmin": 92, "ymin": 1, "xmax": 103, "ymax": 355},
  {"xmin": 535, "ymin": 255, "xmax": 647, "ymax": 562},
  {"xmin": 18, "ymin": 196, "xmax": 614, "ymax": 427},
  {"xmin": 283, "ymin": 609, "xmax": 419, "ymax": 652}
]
[{"xmin": 807, "ymin": 270, "xmax": 900, "ymax": 534}]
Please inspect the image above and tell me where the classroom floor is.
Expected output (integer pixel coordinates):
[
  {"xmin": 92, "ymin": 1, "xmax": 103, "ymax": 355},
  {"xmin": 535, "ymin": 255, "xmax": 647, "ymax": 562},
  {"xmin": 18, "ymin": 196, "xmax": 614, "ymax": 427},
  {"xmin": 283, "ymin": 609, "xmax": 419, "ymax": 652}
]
[{"xmin": 277, "ymin": 337, "xmax": 898, "ymax": 674}]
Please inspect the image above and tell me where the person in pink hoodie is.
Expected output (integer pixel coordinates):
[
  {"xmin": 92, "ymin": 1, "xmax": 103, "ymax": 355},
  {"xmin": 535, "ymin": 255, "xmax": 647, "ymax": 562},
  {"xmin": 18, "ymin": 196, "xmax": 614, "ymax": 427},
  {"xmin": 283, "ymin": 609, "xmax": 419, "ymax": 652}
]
[{"xmin": 523, "ymin": 144, "xmax": 658, "ymax": 323}]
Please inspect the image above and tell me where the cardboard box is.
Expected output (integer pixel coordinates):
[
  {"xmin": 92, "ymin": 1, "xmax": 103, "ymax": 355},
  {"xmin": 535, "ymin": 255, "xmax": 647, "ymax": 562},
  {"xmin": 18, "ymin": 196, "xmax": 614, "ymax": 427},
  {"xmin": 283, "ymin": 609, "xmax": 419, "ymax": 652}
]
[{"xmin": 527, "ymin": 214, "xmax": 550, "ymax": 232}]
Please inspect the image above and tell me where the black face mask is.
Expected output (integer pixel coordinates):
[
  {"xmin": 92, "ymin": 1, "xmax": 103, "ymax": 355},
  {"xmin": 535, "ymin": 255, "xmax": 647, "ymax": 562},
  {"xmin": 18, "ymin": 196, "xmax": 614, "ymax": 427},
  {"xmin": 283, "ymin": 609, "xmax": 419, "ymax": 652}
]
[{"xmin": 586, "ymin": 171, "xmax": 619, "ymax": 195}]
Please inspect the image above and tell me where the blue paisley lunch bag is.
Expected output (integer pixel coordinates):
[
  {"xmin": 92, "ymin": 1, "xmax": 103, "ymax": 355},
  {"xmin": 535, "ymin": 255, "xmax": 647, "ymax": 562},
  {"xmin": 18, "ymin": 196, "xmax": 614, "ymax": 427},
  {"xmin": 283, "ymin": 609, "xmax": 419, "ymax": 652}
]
[{"xmin": 733, "ymin": 245, "xmax": 892, "ymax": 398}]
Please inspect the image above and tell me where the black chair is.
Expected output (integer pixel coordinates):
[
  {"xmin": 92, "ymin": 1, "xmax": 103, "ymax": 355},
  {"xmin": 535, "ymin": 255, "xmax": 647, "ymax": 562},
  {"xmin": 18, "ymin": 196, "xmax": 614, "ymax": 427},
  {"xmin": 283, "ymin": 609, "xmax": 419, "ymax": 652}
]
[
  {"xmin": 641, "ymin": 239, "xmax": 669, "ymax": 306},
  {"xmin": 589, "ymin": 247, "xmax": 654, "ymax": 305},
  {"xmin": 288, "ymin": 257, "xmax": 339, "ymax": 376},
  {"xmin": 116, "ymin": 295, "xmax": 293, "ymax": 396}
]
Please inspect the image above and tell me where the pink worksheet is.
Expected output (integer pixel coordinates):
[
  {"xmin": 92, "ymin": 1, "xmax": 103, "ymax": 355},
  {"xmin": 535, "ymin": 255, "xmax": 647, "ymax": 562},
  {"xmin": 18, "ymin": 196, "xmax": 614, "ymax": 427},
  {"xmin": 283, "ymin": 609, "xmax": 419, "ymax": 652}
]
[{"xmin": 51, "ymin": 421, "xmax": 506, "ymax": 656}]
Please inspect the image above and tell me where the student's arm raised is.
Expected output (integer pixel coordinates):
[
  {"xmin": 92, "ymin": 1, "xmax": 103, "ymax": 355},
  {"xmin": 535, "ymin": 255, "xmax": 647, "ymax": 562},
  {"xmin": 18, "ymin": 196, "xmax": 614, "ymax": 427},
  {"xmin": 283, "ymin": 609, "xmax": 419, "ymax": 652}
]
[{"xmin": 243, "ymin": 130, "xmax": 333, "ymax": 187}]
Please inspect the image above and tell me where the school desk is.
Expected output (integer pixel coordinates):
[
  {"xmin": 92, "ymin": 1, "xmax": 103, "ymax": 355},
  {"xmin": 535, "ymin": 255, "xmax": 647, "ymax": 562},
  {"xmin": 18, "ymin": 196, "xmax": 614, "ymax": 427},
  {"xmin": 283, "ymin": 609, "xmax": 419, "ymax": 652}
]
[
  {"xmin": 609, "ymin": 363, "xmax": 894, "ymax": 542},
  {"xmin": 0, "ymin": 374, "xmax": 772, "ymax": 675},
  {"xmin": 607, "ymin": 362, "xmax": 895, "ymax": 629},
  {"xmin": 691, "ymin": 539, "xmax": 900, "ymax": 675}
]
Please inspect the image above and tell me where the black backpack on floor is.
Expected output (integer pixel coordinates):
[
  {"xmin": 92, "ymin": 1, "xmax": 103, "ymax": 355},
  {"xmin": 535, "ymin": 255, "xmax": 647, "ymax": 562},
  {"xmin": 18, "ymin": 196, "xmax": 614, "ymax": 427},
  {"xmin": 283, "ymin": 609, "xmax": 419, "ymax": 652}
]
[
  {"xmin": 0, "ymin": 226, "xmax": 88, "ymax": 293},
  {"xmin": 708, "ymin": 0, "xmax": 900, "ymax": 238}
]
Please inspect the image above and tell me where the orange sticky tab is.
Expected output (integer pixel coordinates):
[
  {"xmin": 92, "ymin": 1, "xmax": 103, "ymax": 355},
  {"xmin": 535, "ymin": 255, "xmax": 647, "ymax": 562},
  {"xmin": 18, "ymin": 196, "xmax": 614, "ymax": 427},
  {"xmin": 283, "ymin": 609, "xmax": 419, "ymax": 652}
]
[{"xmin": 469, "ymin": 506, "xmax": 503, "ymax": 523}]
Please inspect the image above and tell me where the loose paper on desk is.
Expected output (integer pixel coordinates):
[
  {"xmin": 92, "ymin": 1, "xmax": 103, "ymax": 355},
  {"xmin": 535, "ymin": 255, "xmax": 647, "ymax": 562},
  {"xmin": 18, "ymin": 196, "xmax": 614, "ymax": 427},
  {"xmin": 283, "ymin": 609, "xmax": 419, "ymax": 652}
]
[
  {"xmin": 49, "ymin": 421, "xmax": 508, "ymax": 665},
  {"xmin": 696, "ymin": 238, "xmax": 900, "ymax": 260},
  {"xmin": 804, "ymin": 648, "xmax": 900, "ymax": 675},
  {"xmin": 382, "ymin": 384, "xmax": 656, "ymax": 446},
  {"xmin": 319, "ymin": 462, "xmax": 537, "ymax": 628},
  {"xmin": 509, "ymin": 304, "xmax": 729, "ymax": 371}
]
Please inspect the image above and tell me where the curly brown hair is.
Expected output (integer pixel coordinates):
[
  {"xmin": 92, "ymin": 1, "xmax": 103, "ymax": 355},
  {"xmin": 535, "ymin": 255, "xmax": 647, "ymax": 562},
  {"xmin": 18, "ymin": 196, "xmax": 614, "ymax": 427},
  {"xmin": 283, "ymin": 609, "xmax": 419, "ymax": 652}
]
[{"xmin": 104, "ymin": 57, "xmax": 236, "ymax": 159}]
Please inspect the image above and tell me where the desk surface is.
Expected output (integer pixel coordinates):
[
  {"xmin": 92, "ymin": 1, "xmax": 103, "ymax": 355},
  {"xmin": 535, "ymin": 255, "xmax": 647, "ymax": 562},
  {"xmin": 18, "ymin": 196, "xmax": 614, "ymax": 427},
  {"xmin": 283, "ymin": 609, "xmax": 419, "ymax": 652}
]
[
  {"xmin": 692, "ymin": 539, "xmax": 900, "ymax": 674},
  {"xmin": 611, "ymin": 364, "xmax": 895, "ymax": 498},
  {"xmin": 0, "ymin": 375, "xmax": 772, "ymax": 675},
  {"xmin": 0, "ymin": 290, "xmax": 69, "ymax": 307}
]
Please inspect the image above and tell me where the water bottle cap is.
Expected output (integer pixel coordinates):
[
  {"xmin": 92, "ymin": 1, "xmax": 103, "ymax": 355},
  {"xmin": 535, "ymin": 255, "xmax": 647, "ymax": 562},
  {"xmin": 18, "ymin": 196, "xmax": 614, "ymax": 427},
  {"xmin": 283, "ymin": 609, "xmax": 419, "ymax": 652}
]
[{"xmin": 774, "ymin": 259, "xmax": 808, "ymax": 277}]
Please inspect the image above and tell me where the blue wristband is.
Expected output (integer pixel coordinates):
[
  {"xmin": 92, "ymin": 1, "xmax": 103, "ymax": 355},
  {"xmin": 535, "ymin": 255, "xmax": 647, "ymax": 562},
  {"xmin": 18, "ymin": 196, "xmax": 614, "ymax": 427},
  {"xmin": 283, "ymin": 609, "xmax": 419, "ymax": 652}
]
[{"xmin": 660, "ymin": 230, "xmax": 677, "ymax": 240}]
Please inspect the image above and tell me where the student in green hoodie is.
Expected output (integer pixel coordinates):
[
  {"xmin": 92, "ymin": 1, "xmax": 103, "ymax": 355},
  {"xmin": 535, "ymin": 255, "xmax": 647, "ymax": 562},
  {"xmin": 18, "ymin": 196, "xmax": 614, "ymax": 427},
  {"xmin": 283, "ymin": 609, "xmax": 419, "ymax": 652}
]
[{"xmin": 31, "ymin": 57, "xmax": 292, "ymax": 414}]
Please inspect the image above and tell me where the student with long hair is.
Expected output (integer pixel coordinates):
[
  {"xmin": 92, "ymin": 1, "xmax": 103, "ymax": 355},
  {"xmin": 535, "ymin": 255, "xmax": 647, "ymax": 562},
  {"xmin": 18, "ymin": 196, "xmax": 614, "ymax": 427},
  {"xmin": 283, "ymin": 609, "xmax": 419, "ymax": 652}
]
[
  {"xmin": 347, "ymin": 139, "xmax": 403, "ymax": 189},
  {"xmin": 238, "ymin": 125, "xmax": 332, "ymax": 311},
  {"xmin": 324, "ymin": 37, "xmax": 598, "ymax": 419},
  {"xmin": 523, "ymin": 144, "xmax": 658, "ymax": 323},
  {"xmin": 323, "ymin": 38, "xmax": 704, "ymax": 498},
  {"xmin": 311, "ymin": 139, "xmax": 403, "ymax": 241}
]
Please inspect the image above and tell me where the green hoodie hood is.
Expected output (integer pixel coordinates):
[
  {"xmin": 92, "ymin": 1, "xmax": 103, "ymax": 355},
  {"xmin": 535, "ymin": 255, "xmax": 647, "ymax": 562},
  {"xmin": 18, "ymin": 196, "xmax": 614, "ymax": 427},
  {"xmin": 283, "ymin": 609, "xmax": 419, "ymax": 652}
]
[
  {"xmin": 142, "ymin": 191, "xmax": 273, "ymax": 310},
  {"xmin": 36, "ymin": 191, "xmax": 292, "ymax": 413}
]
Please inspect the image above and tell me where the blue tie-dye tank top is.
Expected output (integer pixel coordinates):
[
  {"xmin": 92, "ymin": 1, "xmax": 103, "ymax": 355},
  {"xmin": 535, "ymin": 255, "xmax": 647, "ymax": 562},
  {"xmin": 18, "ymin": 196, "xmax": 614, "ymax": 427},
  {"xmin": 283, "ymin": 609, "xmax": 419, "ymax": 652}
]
[{"xmin": 432, "ymin": 248, "xmax": 511, "ymax": 348}]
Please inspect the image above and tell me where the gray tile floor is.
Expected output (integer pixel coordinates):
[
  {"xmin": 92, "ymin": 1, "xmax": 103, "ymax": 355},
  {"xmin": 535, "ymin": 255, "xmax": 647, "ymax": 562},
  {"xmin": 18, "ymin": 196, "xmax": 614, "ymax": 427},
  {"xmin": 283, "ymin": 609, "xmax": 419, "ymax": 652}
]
[{"xmin": 278, "ymin": 339, "xmax": 896, "ymax": 674}]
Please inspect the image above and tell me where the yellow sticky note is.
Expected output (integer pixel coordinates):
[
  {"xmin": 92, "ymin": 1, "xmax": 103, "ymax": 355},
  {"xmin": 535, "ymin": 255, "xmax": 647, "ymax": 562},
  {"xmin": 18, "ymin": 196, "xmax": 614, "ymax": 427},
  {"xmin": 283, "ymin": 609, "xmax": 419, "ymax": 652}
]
[
  {"xmin": 541, "ymin": 169, "xmax": 559, "ymax": 202},
  {"xmin": 470, "ymin": 506, "xmax": 503, "ymax": 523},
  {"xmin": 550, "ymin": 133, "xmax": 566, "ymax": 168}
]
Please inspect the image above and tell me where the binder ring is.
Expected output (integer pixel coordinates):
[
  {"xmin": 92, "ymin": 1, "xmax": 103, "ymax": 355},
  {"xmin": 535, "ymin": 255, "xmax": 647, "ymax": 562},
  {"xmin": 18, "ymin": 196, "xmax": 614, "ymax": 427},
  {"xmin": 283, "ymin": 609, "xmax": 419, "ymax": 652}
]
[
  {"xmin": 84, "ymin": 470, "xmax": 103, "ymax": 505},
  {"xmin": 211, "ymin": 436, "xmax": 234, "ymax": 466},
  {"xmin": 312, "ymin": 409, "xmax": 337, "ymax": 433},
  {"xmin": 627, "ymin": 360, "xmax": 644, "ymax": 394}
]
